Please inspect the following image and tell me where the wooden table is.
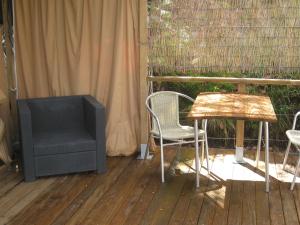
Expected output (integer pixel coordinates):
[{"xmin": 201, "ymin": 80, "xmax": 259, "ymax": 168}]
[{"xmin": 188, "ymin": 92, "xmax": 277, "ymax": 192}]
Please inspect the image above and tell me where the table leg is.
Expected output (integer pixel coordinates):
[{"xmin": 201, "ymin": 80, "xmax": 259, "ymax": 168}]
[
  {"xmin": 235, "ymin": 119, "xmax": 245, "ymax": 163},
  {"xmin": 235, "ymin": 83, "xmax": 246, "ymax": 163},
  {"xmin": 256, "ymin": 121, "xmax": 263, "ymax": 167},
  {"xmin": 201, "ymin": 141, "xmax": 204, "ymax": 164},
  {"xmin": 194, "ymin": 119, "xmax": 200, "ymax": 188},
  {"xmin": 201, "ymin": 120, "xmax": 205, "ymax": 164},
  {"xmin": 264, "ymin": 122, "xmax": 270, "ymax": 192}
]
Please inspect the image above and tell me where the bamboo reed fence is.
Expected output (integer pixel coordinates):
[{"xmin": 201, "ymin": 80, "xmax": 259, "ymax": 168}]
[{"xmin": 148, "ymin": 0, "xmax": 300, "ymax": 75}]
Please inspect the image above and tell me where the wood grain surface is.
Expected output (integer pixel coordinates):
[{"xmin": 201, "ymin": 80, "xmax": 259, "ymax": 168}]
[
  {"xmin": 1, "ymin": 148, "xmax": 300, "ymax": 225},
  {"xmin": 188, "ymin": 92, "xmax": 277, "ymax": 122}
]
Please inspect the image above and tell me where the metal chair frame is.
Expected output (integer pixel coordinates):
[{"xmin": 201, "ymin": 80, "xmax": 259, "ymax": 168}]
[
  {"xmin": 283, "ymin": 111, "xmax": 300, "ymax": 190},
  {"xmin": 145, "ymin": 91, "xmax": 209, "ymax": 183}
]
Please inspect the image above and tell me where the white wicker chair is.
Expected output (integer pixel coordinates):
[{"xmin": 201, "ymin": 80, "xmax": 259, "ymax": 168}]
[
  {"xmin": 283, "ymin": 111, "xmax": 300, "ymax": 190},
  {"xmin": 146, "ymin": 91, "xmax": 209, "ymax": 183}
]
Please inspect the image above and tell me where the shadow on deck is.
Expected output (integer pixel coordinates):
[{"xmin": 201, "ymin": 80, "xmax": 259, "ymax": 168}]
[{"xmin": 0, "ymin": 148, "xmax": 300, "ymax": 225}]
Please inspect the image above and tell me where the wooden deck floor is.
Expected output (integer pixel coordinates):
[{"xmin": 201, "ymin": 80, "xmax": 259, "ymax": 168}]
[{"xmin": 1, "ymin": 148, "xmax": 300, "ymax": 225}]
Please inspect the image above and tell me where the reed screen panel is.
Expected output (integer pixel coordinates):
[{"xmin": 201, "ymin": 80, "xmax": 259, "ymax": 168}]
[{"xmin": 148, "ymin": 0, "xmax": 300, "ymax": 75}]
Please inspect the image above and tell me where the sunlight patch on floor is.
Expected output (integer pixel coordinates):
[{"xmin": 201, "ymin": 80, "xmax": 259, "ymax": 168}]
[
  {"xmin": 205, "ymin": 185, "xmax": 227, "ymax": 208},
  {"xmin": 171, "ymin": 150, "xmax": 300, "ymax": 184}
]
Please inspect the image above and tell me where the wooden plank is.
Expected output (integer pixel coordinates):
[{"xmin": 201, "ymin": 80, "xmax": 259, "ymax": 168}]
[
  {"xmin": 188, "ymin": 93, "xmax": 277, "ymax": 123},
  {"xmin": 183, "ymin": 189, "xmax": 204, "ymax": 225},
  {"xmin": 110, "ymin": 149, "xmax": 174, "ymax": 225},
  {"xmin": 227, "ymin": 181, "xmax": 243, "ymax": 225},
  {"xmin": 0, "ymin": 169, "xmax": 20, "ymax": 191},
  {"xmin": 140, "ymin": 175, "xmax": 186, "ymax": 225},
  {"xmin": 3, "ymin": 150, "xmax": 300, "ymax": 225},
  {"xmin": 242, "ymin": 150, "xmax": 257, "ymax": 225},
  {"xmin": 256, "ymin": 150, "xmax": 284, "ymax": 225},
  {"xmin": 31, "ymin": 158, "xmax": 129, "ymax": 225},
  {"xmin": 294, "ymin": 184, "xmax": 300, "ymax": 225},
  {"xmin": 196, "ymin": 153, "xmax": 218, "ymax": 225},
  {"xmin": 242, "ymin": 181, "xmax": 256, "ymax": 225},
  {"xmin": 122, "ymin": 149, "xmax": 175, "ymax": 225},
  {"xmin": 0, "ymin": 178, "xmax": 56, "ymax": 224},
  {"xmin": 133, "ymin": 149, "xmax": 198, "ymax": 225},
  {"xmin": 195, "ymin": 184, "xmax": 216, "ymax": 225},
  {"xmin": 255, "ymin": 149, "xmax": 271, "ymax": 225},
  {"xmin": 227, "ymin": 162, "xmax": 244, "ymax": 225},
  {"xmin": 182, "ymin": 155, "xmax": 213, "ymax": 225},
  {"xmin": 82, "ymin": 154, "xmax": 165, "ymax": 225},
  {"xmin": 148, "ymin": 76, "xmax": 300, "ymax": 86},
  {"xmin": 168, "ymin": 180, "xmax": 195, "ymax": 225},
  {"xmin": 211, "ymin": 151, "xmax": 233, "ymax": 225},
  {"xmin": 280, "ymin": 147, "xmax": 300, "ymax": 224},
  {"xmin": 0, "ymin": 178, "xmax": 57, "ymax": 224},
  {"xmin": 168, "ymin": 149, "xmax": 215, "ymax": 225},
  {"xmin": 0, "ymin": 165, "xmax": 12, "ymax": 182},
  {"xmin": 9, "ymin": 174, "xmax": 97, "ymax": 225},
  {"xmin": 52, "ymin": 157, "xmax": 132, "ymax": 225},
  {"xmin": 7, "ymin": 176, "xmax": 70, "ymax": 225},
  {"xmin": 0, "ymin": 165, "xmax": 8, "ymax": 175},
  {"xmin": 0, "ymin": 178, "xmax": 56, "ymax": 218},
  {"xmin": 123, "ymin": 175, "xmax": 161, "ymax": 225},
  {"xmin": 81, "ymin": 166, "xmax": 145, "ymax": 224},
  {"xmin": 0, "ymin": 172, "xmax": 23, "ymax": 198},
  {"xmin": 274, "ymin": 152, "xmax": 300, "ymax": 225},
  {"xmin": 291, "ymin": 152, "xmax": 300, "ymax": 225},
  {"xmin": 64, "ymin": 158, "xmax": 131, "ymax": 225},
  {"xmin": 109, "ymin": 175, "xmax": 152, "ymax": 225}
]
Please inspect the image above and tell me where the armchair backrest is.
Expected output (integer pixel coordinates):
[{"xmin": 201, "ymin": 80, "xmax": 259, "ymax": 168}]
[
  {"xmin": 27, "ymin": 96, "xmax": 85, "ymax": 133},
  {"xmin": 148, "ymin": 92, "xmax": 180, "ymax": 133},
  {"xmin": 146, "ymin": 91, "xmax": 195, "ymax": 134}
]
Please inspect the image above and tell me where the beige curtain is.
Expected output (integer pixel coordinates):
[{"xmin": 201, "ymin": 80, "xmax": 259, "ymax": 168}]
[{"xmin": 14, "ymin": 0, "xmax": 141, "ymax": 156}]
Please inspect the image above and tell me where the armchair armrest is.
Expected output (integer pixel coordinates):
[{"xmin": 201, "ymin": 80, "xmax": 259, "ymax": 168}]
[
  {"xmin": 83, "ymin": 95, "xmax": 106, "ymax": 173},
  {"xmin": 17, "ymin": 100, "xmax": 35, "ymax": 181},
  {"xmin": 292, "ymin": 111, "xmax": 300, "ymax": 130},
  {"xmin": 83, "ymin": 95, "xmax": 105, "ymax": 137}
]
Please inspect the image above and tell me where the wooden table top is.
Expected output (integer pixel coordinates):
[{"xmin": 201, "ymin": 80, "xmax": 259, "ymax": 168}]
[{"xmin": 187, "ymin": 92, "xmax": 277, "ymax": 122}]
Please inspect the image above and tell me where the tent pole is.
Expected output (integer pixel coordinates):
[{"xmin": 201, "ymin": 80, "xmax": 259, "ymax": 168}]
[
  {"xmin": 2, "ymin": 0, "xmax": 18, "ymax": 144},
  {"xmin": 138, "ymin": 0, "xmax": 151, "ymax": 159}
]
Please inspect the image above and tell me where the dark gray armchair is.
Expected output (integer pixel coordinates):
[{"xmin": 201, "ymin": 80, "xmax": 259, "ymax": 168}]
[{"xmin": 17, "ymin": 95, "xmax": 106, "ymax": 181}]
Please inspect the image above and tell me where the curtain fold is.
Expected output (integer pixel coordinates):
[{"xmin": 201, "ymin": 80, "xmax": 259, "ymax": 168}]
[{"xmin": 14, "ymin": 0, "xmax": 140, "ymax": 156}]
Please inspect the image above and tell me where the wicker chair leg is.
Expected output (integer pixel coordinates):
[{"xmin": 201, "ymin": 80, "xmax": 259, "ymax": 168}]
[
  {"xmin": 160, "ymin": 137, "xmax": 165, "ymax": 183},
  {"xmin": 283, "ymin": 141, "xmax": 292, "ymax": 170},
  {"xmin": 291, "ymin": 153, "xmax": 300, "ymax": 190}
]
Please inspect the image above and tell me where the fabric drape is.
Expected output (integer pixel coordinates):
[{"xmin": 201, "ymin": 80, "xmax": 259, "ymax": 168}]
[{"xmin": 14, "ymin": 0, "xmax": 141, "ymax": 156}]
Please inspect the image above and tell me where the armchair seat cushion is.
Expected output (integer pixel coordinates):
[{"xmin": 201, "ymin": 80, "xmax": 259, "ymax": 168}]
[
  {"xmin": 33, "ymin": 129, "xmax": 96, "ymax": 156},
  {"xmin": 151, "ymin": 126, "xmax": 205, "ymax": 141}
]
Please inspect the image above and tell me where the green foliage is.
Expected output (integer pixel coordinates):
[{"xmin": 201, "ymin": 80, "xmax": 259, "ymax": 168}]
[{"xmin": 158, "ymin": 72, "xmax": 300, "ymax": 148}]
